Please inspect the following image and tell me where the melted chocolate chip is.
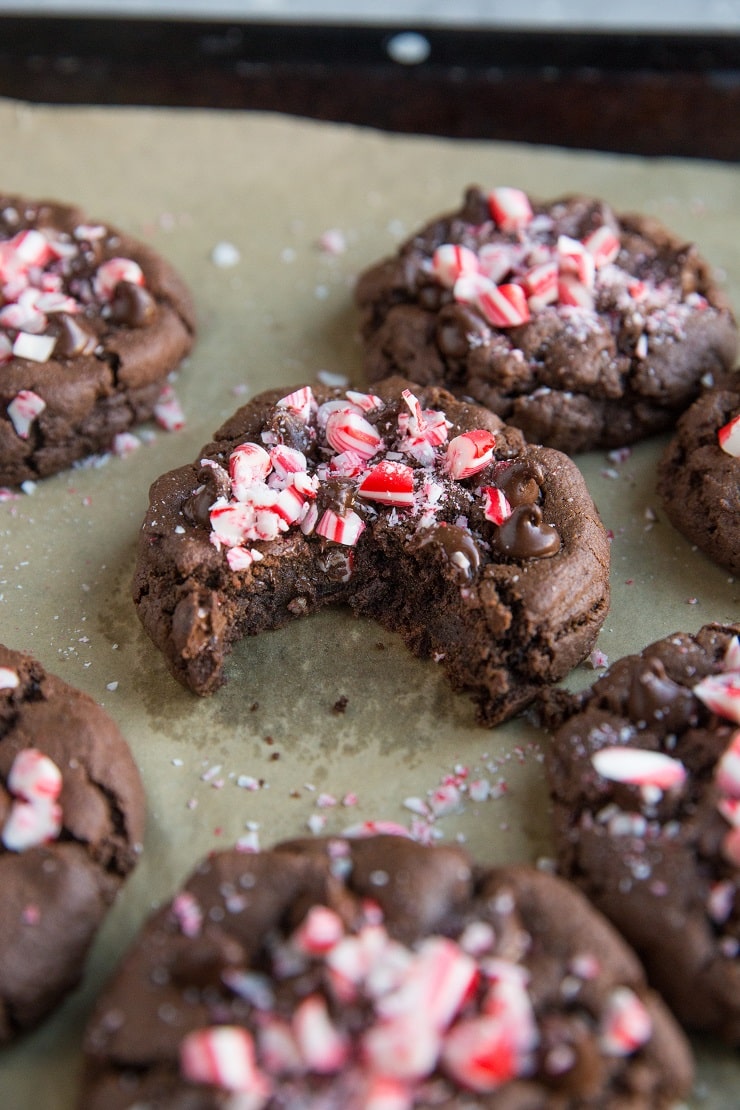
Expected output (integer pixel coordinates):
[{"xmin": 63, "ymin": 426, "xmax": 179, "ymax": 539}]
[
  {"xmin": 318, "ymin": 548, "xmax": 353, "ymax": 583},
  {"xmin": 183, "ymin": 464, "xmax": 231, "ymax": 529},
  {"xmin": 46, "ymin": 313, "xmax": 98, "ymax": 359},
  {"xmin": 317, "ymin": 478, "xmax": 355, "ymax": 517},
  {"xmin": 267, "ymin": 411, "xmax": 315, "ymax": 454},
  {"xmin": 627, "ymin": 659, "xmax": 696, "ymax": 730},
  {"xmin": 415, "ymin": 522, "xmax": 481, "ymax": 584},
  {"xmin": 493, "ymin": 504, "xmax": 561, "ymax": 559},
  {"xmin": 109, "ymin": 281, "xmax": 157, "ymax": 328},
  {"xmin": 489, "ymin": 458, "xmax": 543, "ymax": 507}
]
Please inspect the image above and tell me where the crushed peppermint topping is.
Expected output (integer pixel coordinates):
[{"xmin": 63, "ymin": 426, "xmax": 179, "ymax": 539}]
[
  {"xmin": 718, "ymin": 412, "xmax": 740, "ymax": 458},
  {"xmin": 198, "ymin": 385, "xmax": 558, "ymax": 574},
  {"xmin": 1, "ymin": 748, "xmax": 63, "ymax": 852},
  {"xmin": 175, "ymin": 888, "xmax": 651, "ymax": 1102}
]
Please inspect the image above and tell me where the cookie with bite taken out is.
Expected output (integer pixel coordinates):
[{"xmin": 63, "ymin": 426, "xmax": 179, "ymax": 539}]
[{"xmin": 132, "ymin": 375, "xmax": 610, "ymax": 726}]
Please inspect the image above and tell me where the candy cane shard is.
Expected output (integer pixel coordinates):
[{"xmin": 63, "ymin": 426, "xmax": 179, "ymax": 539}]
[
  {"xmin": 93, "ymin": 257, "xmax": 145, "ymax": 301},
  {"xmin": 315, "ymin": 508, "xmax": 366, "ymax": 547},
  {"xmin": 444, "ymin": 430, "xmax": 496, "ymax": 480},
  {"xmin": 599, "ymin": 988, "xmax": 652, "ymax": 1056},
  {"xmin": 591, "ymin": 747, "xmax": 687, "ymax": 791},
  {"xmin": 325, "ymin": 409, "xmax": 382, "ymax": 460},
  {"xmin": 357, "ymin": 461, "xmax": 415, "ymax": 507},
  {"xmin": 481, "ymin": 486, "xmax": 512, "ymax": 525},
  {"xmin": 716, "ymin": 731, "xmax": 740, "ymax": 799},
  {"xmin": 7, "ymin": 390, "xmax": 46, "ymax": 438},
  {"xmin": 153, "ymin": 384, "xmax": 185, "ymax": 432},
  {"xmin": 487, "ymin": 187, "xmax": 534, "ymax": 233},
  {"xmin": 180, "ymin": 1025, "xmax": 272, "ymax": 1100},
  {"xmin": 276, "ymin": 386, "xmax": 315, "ymax": 423},
  {"xmin": 12, "ymin": 332, "xmax": 56, "ymax": 363},
  {"xmin": 1, "ymin": 748, "xmax": 64, "ymax": 852},
  {"xmin": 694, "ymin": 671, "xmax": 740, "ymax": 724},
  {"xmin": 0, "ymin": 666, "xmax": 20, "ymax": 690},
  {"xmin": 431, "ymin": 244, "xmax": 479, "ymax": 288},
  {"xmin": 718, "ymin": 412, "xmax": 740, "ymax": 457}
]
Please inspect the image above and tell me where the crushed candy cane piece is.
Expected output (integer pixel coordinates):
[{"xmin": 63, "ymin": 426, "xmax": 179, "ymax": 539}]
[
  {"xmin": 8, "ymin": 389, "xmax": 46, "ymax": 438},
  {"xmin": 180, "ymin": 1025, "xmax": 271, "ymax": 1099},
  {"xmin": 2, "ymin": 748, "xmax": 63, "ymax": 852},
  {"xmin": 93, "ymin": 257, "xmax": 145, "ymax": 300},
  {"xmin": 718, "ymin": 412, "xmax": 740, "ymax": 457},
  {"xmin": 591, "ymin": 747, "xmax": 687, "ymax": 791},
  {"xmin": 277, "ymin": 386, "xmax": 314, "ymax": 423},
  {"xmin": 557, "ymin": 235, "xmax": 596, "ymax": 288},
  {"xmin": 481, "ymin": 486, "xmax": 512, "ymax": 525},
  {"xmin": 325, "ymin": 409, "xmax": 381, "ymax": 460},
  {"xmin": 444, "ymin": 430, "xmax": 496, "ymax": 480},
  {"xmin": 694, "ymin": 671, "xmax": 740, "ymax": 724},
  {"xmin": 431, "ymin": 243, "xmax": 479, "ymax": 287},
  {"xmin": 599, "ymin": 988, "xmax": 652, "ymax": 1056},
  {"xmin": 12, "ymin": 331, "xmax": 56, "ymax": 363},
  {"xmin": 293, "ymin": 993, "xmax": 349, "ymax": 1073},
  {"xmin": 153, "ymin": 384, "xmax": 185, "ymax": 431},
  {"xmin": 716, "ymin": 731, "xmax": 740, "ymax": 799},
  {"xmin": 487, "ymin": 187, "xmax": 533, "ymax": 232},
  {"xmin": 315, "ymin": 508, "xmax": 366, "ymax": 546},
  {"xmin": 358, "ymin": 460, "xmax": 415, "ymax": 507},
  {"xmin": 230, "ymin": 442, "xmax": 272, "ymax": 497},
  {"xmin": 172, "ymin": 891, "xmax": 203, "ymax": 938},
  {"xmin": 0, "ymin": 667, "xmax": 19, "ymax": 690},
  {"xmin": 583, "ymin": 225, "xmax": 620, "ymax": 268}
]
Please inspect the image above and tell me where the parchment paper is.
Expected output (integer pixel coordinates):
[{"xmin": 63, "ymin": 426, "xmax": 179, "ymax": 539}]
[{"xmin": 0, "ymin": 98, "xmax": 738, "ymax": 1108}]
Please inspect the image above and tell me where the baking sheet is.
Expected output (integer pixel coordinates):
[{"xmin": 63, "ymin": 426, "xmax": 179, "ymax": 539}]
[{"xmin": 0, "ymin": 98, "xmax": 738, "ymax": 1107}]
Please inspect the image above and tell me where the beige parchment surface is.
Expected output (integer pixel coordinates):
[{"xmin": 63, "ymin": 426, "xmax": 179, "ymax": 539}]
[{"xmin": 0, "ymin": 98, "xmax": 738, "ymax": 1108}]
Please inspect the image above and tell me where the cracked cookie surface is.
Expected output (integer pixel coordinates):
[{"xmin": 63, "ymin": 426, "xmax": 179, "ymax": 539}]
[
  {"xmin": 0, "ymin": 193, "xmax": 196, "ymax": 485},
  {"xmin": 133, "ymin": 376, "xmax": 610, "ymax": 725},
  {"xmin": 0, "ymin": 643, "xmax": 145, "ymax": 1042}
]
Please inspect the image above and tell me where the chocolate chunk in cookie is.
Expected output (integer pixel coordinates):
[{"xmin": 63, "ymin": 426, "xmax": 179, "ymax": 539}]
[
  {"xmin": 355, "ymin": 186, "xmax": 737, "ymax": 453},
  {"xmin": 133, "ymin": 376, "xmax": 610, "ymax": 725},
  {"xmin": 0, "ymin": 193, "xmax": 196, "ymax": 485},
  {"xmin": 657, "ymin": 370, "xmax": 740, "ymax": 575},
  {"xmin": 546, "ymin": 623, "xmax": 740, "ymax": 1043},
  {"xmin": 0, "ymin": 644, "xmax": 145, "ymax": 1042},
  {"xmin": 79, "ymin": 834, "xmax": 692, "ymax": 1108}
]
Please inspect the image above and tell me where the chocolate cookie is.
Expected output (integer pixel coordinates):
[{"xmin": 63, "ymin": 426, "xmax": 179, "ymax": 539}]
[
  {"xmin": 355, "ymin": 186, "xmax": 738, "ymax": 453},
  {"xmin": 0, "ymin": 193, "xmax": 196, "ymax": 485},
  {"xmin": 79, "ymin": 834, "xmax": 692, "ymax": 1108},
  {"xmin": 132, "ymin": 376, "xmax": 610, "ymax": 725},
  {"xmin": 545, "ymin": 622, "xmax": 740, "ymax": 1043},
  {"xmin": 657, "ymin": 370, "xmax": 740, "ymax": 575},
  {"xmin": 0, "ymin": 644, "xmax": 145, "ymax": 1042}
]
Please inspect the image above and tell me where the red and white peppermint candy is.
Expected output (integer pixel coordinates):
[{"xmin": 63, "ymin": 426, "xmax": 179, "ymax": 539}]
[
  {"xmin": 8, "ymin": 747, "xmax": 63, "ymax": 801},
  {"xmin": 481, "ymin": 486, "xmax": 512, "ymax": 526},
  {"xmin": 12, "ymin": 331, "xmax": 56, "ymax": 363},
  {"xmin": 358, "ymin": 460, "xmax": 415, "ymax": 507},
  {"xmin": 153, "ymin": 384, "xmax": 185, "ymax": 432},
  {"xmin": 361, "ymin": 1075, "xmax": 414, "ymax": 1110},
  {"xmin": 599, "ymin": 987, "xmax": 652, "ymax": 1056},
  {"xmin": 431, "ymin": 243, "xmax": 479, "ymax": 288},
  {"xmin": 9, "ymin": 228, "xmax": 54, "ymax": 269},
  {"xmin": 694, "ymin": 671, "xmax": 740, "ymax": 724},
  {"xmin": 2, "ymin": 748, "xmax": 63, "ymax": 852},
  {"xmin": 362, "ymin": 1012, "xmax": 439, "ymax": 1081},
  {"xmin": 724, "ymin": 636, "xmax": 740, "ymax": 672},
  {"xmin": 477, "ymin": 243, "xmax": 521, "ymax": 284},
  {"xmin": 93, "ymin": 257, "xmax": 145, "ymax": 301},
  {"xmin": 171, "ymin": 890, "xmax": 203, "ymax": 938},
  {"xmin": 557, "ymin": 275, "xmax": 595, "ymax": 310},
  {"xmin": 180, "ymin": 1025, "xmax": 271, "ymax": 1100},
  {"xmin": 293, "ymin": 905, "xmax": 346, "ymax": 955},
  {"xmin": 293, "ymin": 993, "xmax": 349, "ymax": 1074},
  {"xmin": 276, "ymin": 385, "xmax": 314, "ymax": 423},
  {"xmin": 230, "ymin": 442, "xmax": 272, "ymax": 498},
  {"xmin": 444, "ymin": 429, "xmax": 496, "ymax": 480},
  {"xmin": 112, "ymin": 431, "xmax": 141, "ymax": 458},
  {"xmin": 0, "ymin": 666, "xmax": 19, "ymax": 690},
  {"xmin": 557, "ymin": 235, "xmax": 596, "ymax": 288},
  {"xmin": 345, "ymin": 389, "xmax": 383, "ymax": 413},
  {"xmin": 210, "ymin": 500, "xmax": 257, "ymax": 548},
  {"xmin": 455, "ymin": 273, "xmax": 530, "ymax": 328},
  {"xmin": 487, "ymin": 187, "xmax": 533, "ymax": 233},
  {"xmin": 718, "ymin": 412, "xmax": 740, "ymax": 458},
  {"xmin": 441, "ymin": 1014, "xmax": 518, "ymax": 1092},
  {"xmin": 591, "ymin": 746, "xmax": 687, "ymax": 792},
  {"xmin": 583, "ymin": 225, "xmax": 620, "ymax": 268},
  {"xmin": 0, "ymin": 297, "xmax": 47, "ymax": 334},
  {"xmin": 328, "ymin": 449, "xmax": 366, "ymax": 478},
  {"xmin": 7, "ymin": 390, "xmax": 46, "ymax": 438},
  {"xmin": 522, "ymin": 260, "xmax": 558, "ymax": 311},
  {"xmin": 716, "ymin": 731, "xmax": 740, "ymax": 799},
  {"xmin": 226, "ymin": 546, "xmax": 264, "ymax": 572},
  {"xmin": 315, "ymin": 508, "xmax": 365, "ymax": 546},
  {"xmin": 325, "ymin": 408, "xmax": 381, "ymax": 460},
  {"xmin": 273, "ymin": 485, "xmax": 309, "ymax": 527}
]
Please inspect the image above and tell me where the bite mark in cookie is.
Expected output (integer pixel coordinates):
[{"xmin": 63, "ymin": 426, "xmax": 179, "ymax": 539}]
[
  {"xmin": 545, "ymin": 623, "xmax": 740, "ymax": 1043},
  {"xmin": 0, "ymin": 194, "xmax": 196, "ymax": 485},
  {"xmin": 355, "ymin": 186, "xmax": 738, "ymax": 453},
  {"xmin": 133, "ymin": 376, "xmax": 610, "ymax": 725},
  {"xmin": 0, "ymin": 644, "xmax": 145, "ymax": 1042},
  {"xmin": 79, "ymin": 835, "xmax": 693, "ymax": 1109}
]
